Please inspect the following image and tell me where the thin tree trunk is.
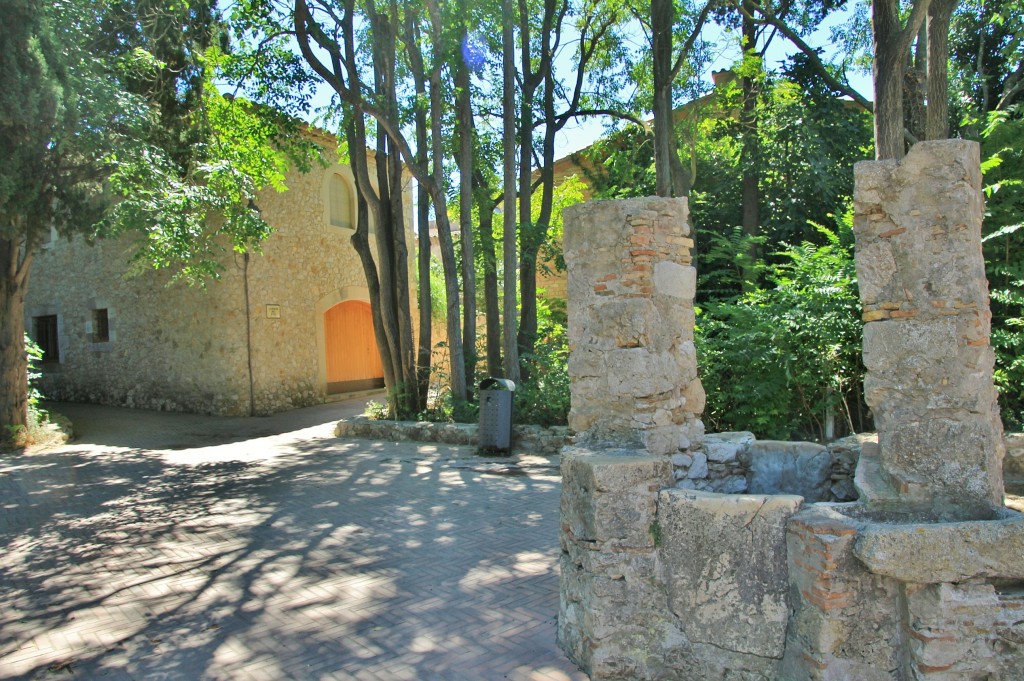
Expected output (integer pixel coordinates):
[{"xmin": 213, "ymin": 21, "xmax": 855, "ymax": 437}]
[
  {"xmin": 907, "ymin": 21, "xmax": 929, "ymax": 141},
  {"xmin": 476, "ymin": 184, "xmax": 502, "ymax": 378},
  {"xmin": 455, "ymin": 2, "xmax": 477, "ymax": 392},
  {"xmin": 652, "ymin": 0, "xmax": 676, "ymax": 197},
  {"xmin": 740, "ymin": 3, "xmax": 760, "ymax": 284},
  {"xmin": 404, "ymin": 8, "xmax": 432, "ymax": 410},
  {"xmin": 502, "ymin": 0, "xmax": 520, "ymax": 383},
  {"xmin": 427, "ymin": 2, "xmax": 468, "ymax": 402},
  {"xmin": 347, "ymin": 118, "xmax": 397, "ymax": 395},
  {"xmin": 0, "ymin": 238, "xmax": 30, "ymax": 442},
  {"xmin": 872, "ymin": 0, "xmax": 932, "ymax": 159},
  {"xmin": 414, "ymin": 87, "xmax": 432, "ymax": 411}
]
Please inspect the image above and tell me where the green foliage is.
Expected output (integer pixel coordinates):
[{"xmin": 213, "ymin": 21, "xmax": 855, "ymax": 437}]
[
  {"xmin": 363, "ymin": 399, "xmax": 392, "ymax": 420},
  {"xmin": 691, "ymin": 74, "xmax": 873, "ymax": 264},
  {"xmin": 979, "ymin": 109, "xmax": 1024, "ymax": 428},
  {"xmin": 580, "ymin": 124, "xmax": 657, "ymax": 200},
  {"xmin": 24, "ymin": 334, "xmax": 45, "ymax": 420},
  {"xmin": 513, "ymin": 300, "xmax": 570, "ymax": 427},
  {"xmin": 697, "ymin": 218, "xmax": 867, "ymax": 441},
  {"xmin": 103, "ymin": 48, "xmax": 323, "ymax": 283},
  {"xmin": 698, "ymin": 226, "xmax": 767, "ymax": 300}
]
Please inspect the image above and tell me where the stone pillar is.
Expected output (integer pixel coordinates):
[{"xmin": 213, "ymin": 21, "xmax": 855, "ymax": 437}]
[
  {"xmin": 852, "ymin": 140, "xmax": 1004, "ymax": 518},
  {"xmin": 562, "ymin": 197, "xmax": 704, "ymax": 456}
]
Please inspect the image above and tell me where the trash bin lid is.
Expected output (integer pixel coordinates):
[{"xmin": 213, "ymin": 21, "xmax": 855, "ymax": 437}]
[{"xmin": 479, "ymin": 377, "xmax": 516, "ymax": 391}]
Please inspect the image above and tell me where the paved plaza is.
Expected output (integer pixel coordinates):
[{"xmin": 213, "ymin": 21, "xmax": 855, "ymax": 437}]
[{"xmin": 0, "ymin": 399, "xmax": 586, "ymax": 681}]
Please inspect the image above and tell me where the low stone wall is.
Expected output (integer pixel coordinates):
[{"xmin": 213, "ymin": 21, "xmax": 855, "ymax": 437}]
[
  {"xmin": 335, "ymin": 417, "xmax": 1021, "ymax": 492},
  {"xmin": 681, "ymin": 432, "xmax": 872, "ymax": 502},
  {"xmin": 334, "ymin": 416, "xmax": 569, "ymax": 455}
]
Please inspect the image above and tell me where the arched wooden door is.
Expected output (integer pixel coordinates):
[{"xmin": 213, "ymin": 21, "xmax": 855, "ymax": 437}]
[{"xmin": 324, "ymin": 301, "xmax": 385, "ymax": 394}]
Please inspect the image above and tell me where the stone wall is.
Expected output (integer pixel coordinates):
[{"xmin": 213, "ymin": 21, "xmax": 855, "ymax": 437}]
[
  {"xmin": 26, "ymin": 147, "xmax": 414, "ymax": 416},
  {"xmin": 28, "ymin": 236, "xmax": 253, "ymax": 415},
  {"xmin": 563, "ymin": 197, "xmax": 704, "ymax": 457},
  {"xmin": 853, "ymin": 140, "xmax": 1004, "ymax": 517}
]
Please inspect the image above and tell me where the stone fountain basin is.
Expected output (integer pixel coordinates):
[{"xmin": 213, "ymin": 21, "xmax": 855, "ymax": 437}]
[{"xmin": 808, "ymin": 503, "xmax": 1024, "ymax": 584}]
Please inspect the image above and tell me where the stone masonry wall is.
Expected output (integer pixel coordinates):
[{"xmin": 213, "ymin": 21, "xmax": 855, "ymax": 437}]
[
  {"xmin": 28, "ymin": 236, "xmax": 252, "ymax": 415},
  {"xmin": 26, "ymin": 146, "xmax": 413, "ymax": 416},
  {"xmin": 563, "ymin": 197, "xmax": 704, "ymax": 457},
  {"xmin": 853, "ymin": 140, "xmax": 1004, "ymax": 517}
]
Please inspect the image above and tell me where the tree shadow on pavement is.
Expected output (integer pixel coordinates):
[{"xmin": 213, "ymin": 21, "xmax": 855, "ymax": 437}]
[{"xmin": 0, "ymin": 421, "xmax": 582, "ymax": 681}]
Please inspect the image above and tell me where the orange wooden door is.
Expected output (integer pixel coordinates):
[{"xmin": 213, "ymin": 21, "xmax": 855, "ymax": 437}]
[{"xmin": 324, "ymin": 301, "xmax": 385, "ymax": 394}]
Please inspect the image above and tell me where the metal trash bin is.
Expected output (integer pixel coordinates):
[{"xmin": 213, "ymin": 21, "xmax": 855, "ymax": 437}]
[{"xmin": 479, "ymin": 378, "xmax": 516, "ymax": 451}]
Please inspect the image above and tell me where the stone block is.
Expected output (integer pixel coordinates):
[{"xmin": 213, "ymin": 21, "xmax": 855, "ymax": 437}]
[
  {"xmin": 875, "ymin": 412, "xmax": 1004, "ymax": 514},
  {"xmin": 853, "ymin": 509, "xmax": 1024, "ymax": 583},
  {"xmin": 903, "ymin": 581, "xmax": 1024, "ymax": 680},
  {"xmin": 685, "ymin": 451, "xmax": 708, "ymax": 479},
  {"xmin": 704, "ymin": 431, "xmax": 755, "ymax": 463},
  {"xmin": 653, "ymin": 262, "xmax": 696, "ymax": 300},
  {"xmin": 560, "ymin": 448, "xmax": 672, "ymax": 550},
  {"xmin": 744, "ymin": 440, "xmax": 831, "ymax": 501},
  {"xmin": 659, "ymin": 489, "xmax": 802, "ymax": 659}
]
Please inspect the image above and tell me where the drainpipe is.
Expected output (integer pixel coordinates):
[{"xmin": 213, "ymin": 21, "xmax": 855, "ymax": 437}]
[
  {"xmin": 243, "ymin": 200, "xmax": 259, "ymax": 417},
  {"xmin": 243, "ymin": 252, "xmax": 255, "ymax": 417}
]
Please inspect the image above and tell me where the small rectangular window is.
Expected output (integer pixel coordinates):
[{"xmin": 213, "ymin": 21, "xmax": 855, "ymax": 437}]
[
  {"xmin": 92, "ymin": 308, "xmax": 109, "ymax": 343},
  {"xmin": 33, "ymin": 315, "xmax": 59, "ymax": 364}
]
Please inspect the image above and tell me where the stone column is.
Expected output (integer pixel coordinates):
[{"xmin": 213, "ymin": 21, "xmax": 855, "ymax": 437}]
[
  {"xmin": 562, "ymin": 197, "xmax": 704, "ymax": 456},
  {"xmin": 853, "ymin": 140, "xmax": 1004, "ymax": 518}
]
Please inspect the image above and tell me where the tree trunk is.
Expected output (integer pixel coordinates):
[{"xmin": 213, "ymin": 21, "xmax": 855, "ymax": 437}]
[
  {"xmin": 477, "ymin": 187, "xmax": 503, "ymax": 378},
  {"xmin": 455, "ymin": 6, "xmax": 477, "ymax": 392},
  {"xmin": 907, "ymin": 21, "xmax": 929, "ymax": 142},
  {"xmin": 872, "ymin": 0, "xmax": 932, "ymax": 159},
  {"xmin": 740, "ymin": 3, "xmax": 760, "ymax": 284},
  {"xmin": 502, "ymin": 0, "xmax": 520, "ymax": 383},
  {"xmin": 404, "ymin": 7, "xmax": 432, "ymax": 411},
  {"xmin": 926, "ymin": 0, "xmax": 956, "ymax": 140},
  {"xmin": 386, "ymin": 129, "xmax": 418, "ymax": 412},
  {"xmin": 652, "ymin": 0, "xmax": 676, "ymax": 198},
  {"xmin": 0, "ymin": 237, "xmax": 30, "ymax": 443},
  {"xmin": 413, "ymin": 68, "xmax": 432, "ymax": 411}
]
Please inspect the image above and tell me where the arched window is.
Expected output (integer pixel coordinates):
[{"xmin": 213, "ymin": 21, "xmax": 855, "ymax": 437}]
[{"xmin": 329, "ymin": 173, "xmax": 354, "ymax": 229}]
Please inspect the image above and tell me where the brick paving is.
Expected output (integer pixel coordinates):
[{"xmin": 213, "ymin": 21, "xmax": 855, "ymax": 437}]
[{"xmin": 0, "ymin": 401, "xmax": 586, "ymax": 681}]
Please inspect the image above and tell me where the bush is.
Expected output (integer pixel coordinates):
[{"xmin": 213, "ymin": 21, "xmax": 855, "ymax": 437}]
[
  {"xmin": 514, "ymin": 318, "xmax": 570, "ymax": 428},
  {"xmin": 696, "ymin": 219, "xmax": 869, "ymax": 441}
]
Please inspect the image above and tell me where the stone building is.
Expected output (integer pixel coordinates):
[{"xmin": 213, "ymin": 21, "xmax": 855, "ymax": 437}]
[{"xmin": 25, "ymin": 135, "xmax": 413, "ymax": 416}]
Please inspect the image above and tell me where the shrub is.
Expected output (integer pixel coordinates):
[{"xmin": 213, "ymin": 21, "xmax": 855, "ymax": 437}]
[{"xmin": 696, "ymin": 219, "xmax": 868, "ymax": 441}]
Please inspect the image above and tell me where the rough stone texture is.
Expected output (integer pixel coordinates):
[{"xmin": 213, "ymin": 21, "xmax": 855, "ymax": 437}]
[
  {"xmin": 744, "ymin": 440, "xmax": 832, "ymax": 501},
  {"xmin": 659, "ymin": 490, "xmax": 801, "ymax": 665},
  {"xmin": 853, "ymin": 139, "xmax": 1005, "ymax": 517},
  {"xmin": 557, "ymin": 448, "xmax": 676, "ymax": 679},
  {"xmin": 26, "ymin": 139, "xmax": 414, "ymax": 416},
  {"xmin": 903, "ymin": 581, "xmax": 1024, "ymax": 680},
  {"xmin": 1007, "ymin": 432, "xmax": 1024, "ymax": 478},
  {"xmin": 781, "ymin": 505, "xmax": 903, "ymax": 681},
  {"xmin": 854, "ymin": 507, "xmax": 1024, "ymax": 583},
  {"xmin": 559, "ymin": 144, "xmax": 1024, "ymax": 681},
  {"xmin": 782, "ymin": 502, "xmax": 1024, "ymax": 681},
  {"xmin": 563, "ymin": 198, "xmax": 703, "ymax": 456},
  {"xmin": 704, "ymin": 431, "xmax": 754, "ymax": 463}
]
